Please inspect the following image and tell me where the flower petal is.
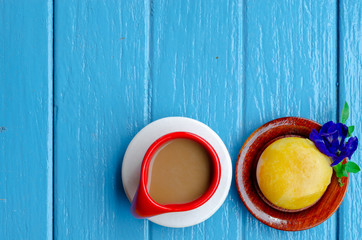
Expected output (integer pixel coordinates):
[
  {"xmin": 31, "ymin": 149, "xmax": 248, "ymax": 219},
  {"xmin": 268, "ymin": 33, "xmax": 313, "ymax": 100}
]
[
  {"xmin": 332, "ymin": 137, "xmax": 359, "ymax": 166},
  {"xmin": 320, "ymin": 121, "xmax": 334, "ymax": 135},
  {"xmin": 329, "ymin": 136, "xmax": 341, "ymax": 154},
  {"xmin": 336, "ymin": 123, "xmax": 349, "ymax": 145},
  {"xmin": 309, "ymin": 129, "xmax": 335, "ymax": 157},
  {"xmin": 330, "ymin": 155, "xmax": 346, "ymax": 167},
  {"xmin": 343, "ymin": 136, "xmax": 358, "ymax": 159},
  {"xmin": 321, "ymin": 129, "xmax": 338, "ymax": 145}
]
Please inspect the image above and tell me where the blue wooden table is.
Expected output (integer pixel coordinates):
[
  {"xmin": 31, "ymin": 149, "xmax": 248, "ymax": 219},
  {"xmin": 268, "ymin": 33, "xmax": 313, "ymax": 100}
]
[{"xmin": 1, "ymin": 0, "xmax": 361, "ymax": 239}]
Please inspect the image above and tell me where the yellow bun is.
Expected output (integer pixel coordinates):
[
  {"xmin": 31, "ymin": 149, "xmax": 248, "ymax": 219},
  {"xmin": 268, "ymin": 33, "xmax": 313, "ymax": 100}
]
[{"xmin": 256, "ymin": 137, "xmax": 332, "ymax": 210}]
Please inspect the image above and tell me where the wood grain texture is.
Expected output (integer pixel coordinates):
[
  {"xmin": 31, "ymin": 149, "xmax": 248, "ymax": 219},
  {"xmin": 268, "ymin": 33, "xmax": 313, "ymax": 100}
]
[
  {"xmin": 242, "ymin": 0, "xmax": 338, "ymax": 239},
  {"xmin": 150, "ymin": 0, "xmax": 244, "ymax": 239},
  {"xmin": 54, "ymin": 0, "xmax": 150, "ymax": 239},
  {"xmin": 2, "ymin": 0, "xmax": 358, "ymax": 239},
  {"xmin": 338, "ymin": 0, "xmax": 362, "ymax": 239},
  {"xmin": 0, "ymin": 0, "xmax": 53, "ymax": 239},
  {"xmin": 52, "ymin": 0, "xmax": 348, "ymax": 239}
]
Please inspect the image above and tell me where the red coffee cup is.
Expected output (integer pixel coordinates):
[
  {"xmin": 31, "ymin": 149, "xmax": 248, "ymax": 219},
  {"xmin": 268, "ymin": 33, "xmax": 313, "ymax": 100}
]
[{"xmin": 131, "ymin": 131, "xmax": 221, "ymax": 218}]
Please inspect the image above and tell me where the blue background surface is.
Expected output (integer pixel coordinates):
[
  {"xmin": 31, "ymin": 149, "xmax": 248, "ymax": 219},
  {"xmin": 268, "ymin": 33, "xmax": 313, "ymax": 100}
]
[{"xmin": 0, "ymin": 0, "xmax": 361, "ymax": 239}]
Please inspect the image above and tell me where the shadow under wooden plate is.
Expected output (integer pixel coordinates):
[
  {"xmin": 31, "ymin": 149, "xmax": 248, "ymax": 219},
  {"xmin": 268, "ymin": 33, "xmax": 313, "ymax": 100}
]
[{"xmin": 235, "ymin": 117, "xmax": 348, "ymax": 231}]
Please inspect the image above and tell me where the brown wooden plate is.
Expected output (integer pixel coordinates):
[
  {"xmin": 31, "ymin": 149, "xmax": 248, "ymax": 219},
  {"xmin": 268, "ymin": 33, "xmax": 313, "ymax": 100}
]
[{"xmin": 235, "ymin": 117, "xmax": 348, "ymax": 231}]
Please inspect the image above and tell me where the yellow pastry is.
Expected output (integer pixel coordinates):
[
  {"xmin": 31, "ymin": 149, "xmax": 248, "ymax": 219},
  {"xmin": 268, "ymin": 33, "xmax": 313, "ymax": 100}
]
[{"xmin": 256, "ymin": 137, "xmax": 332, "ymax": 210}]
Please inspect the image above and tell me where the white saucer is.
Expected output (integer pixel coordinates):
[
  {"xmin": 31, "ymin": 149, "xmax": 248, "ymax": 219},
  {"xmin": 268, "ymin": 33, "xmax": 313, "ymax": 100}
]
[{"xmin": 122, "ymin": 117, "xmax": 232, "ymax": 228}]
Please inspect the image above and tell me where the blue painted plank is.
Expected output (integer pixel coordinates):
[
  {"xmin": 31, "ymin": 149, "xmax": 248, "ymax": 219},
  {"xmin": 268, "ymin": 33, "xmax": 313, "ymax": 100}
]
[
  {"xmin": 149, "ymin": 0, "xmax": 243, "ymax": 239},
  {"xmin": 242, "ymin": 0, "xmax": 338, "ymax": 239},
  {"xmin": 0, "ymin": 1, "xmax": 53, "ymax": 239},
  {"xmin": 54, "ymin": 0, "xmax": 150, "ymax": 239},
  {"xmin": 338, "ymin": 0, "xmax": 362, "ymax": 239}
]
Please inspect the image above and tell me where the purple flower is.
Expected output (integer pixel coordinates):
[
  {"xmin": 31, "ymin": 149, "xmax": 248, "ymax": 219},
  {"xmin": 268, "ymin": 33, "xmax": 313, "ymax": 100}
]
[{"xmin": 310, "ymin": 121, "xmax": 359, "ymax": 166}]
